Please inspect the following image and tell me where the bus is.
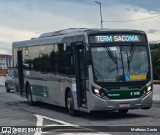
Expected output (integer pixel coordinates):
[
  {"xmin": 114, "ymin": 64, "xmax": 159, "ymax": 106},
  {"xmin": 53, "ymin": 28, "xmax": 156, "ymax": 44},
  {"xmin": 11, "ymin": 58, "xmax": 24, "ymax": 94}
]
[{"xmin": 12, "ymin": 28, "xmax": 153, "ymax": 115}]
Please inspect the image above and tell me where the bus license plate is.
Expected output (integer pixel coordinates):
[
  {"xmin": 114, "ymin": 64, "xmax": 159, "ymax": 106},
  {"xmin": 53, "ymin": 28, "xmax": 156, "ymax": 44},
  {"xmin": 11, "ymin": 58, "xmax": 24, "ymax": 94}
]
[{"xmin": 119, "ymin": 104, "xmax": 130, "ymax": 108}]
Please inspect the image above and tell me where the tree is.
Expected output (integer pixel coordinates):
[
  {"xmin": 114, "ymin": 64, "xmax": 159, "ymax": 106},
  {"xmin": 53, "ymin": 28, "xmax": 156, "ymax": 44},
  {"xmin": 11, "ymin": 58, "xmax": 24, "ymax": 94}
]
[{"xmin": 150, "ymin": 43, "xmax": 160, "ymax": 80}]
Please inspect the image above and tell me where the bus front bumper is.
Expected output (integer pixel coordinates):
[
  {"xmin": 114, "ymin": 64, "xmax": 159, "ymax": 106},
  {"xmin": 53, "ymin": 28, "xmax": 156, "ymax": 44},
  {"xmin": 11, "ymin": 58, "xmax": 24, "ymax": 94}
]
[{"xmin": 89, "ymin": 91, "xmax": 153, "ymax": 112}]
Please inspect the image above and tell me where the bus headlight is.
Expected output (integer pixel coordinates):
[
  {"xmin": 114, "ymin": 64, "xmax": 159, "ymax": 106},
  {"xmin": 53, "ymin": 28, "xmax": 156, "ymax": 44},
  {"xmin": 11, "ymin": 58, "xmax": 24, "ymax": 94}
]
[
  {"xmin": 92, "ymin": 87, "xmax": 107, "ymax": 99},
  {"xmin": 143, "ymin": 86, "xmax": 152, "ymax": 95},
  {"xmin": 94, "ymin": 88, "xmax": 100, "ymax": 95},
  {"xmin": 147, "ymin": 86, "xmax": 152, "ymax": 92},
  {"xmin": 146, "ymin": 86, "xmax": 152, "ymax": 94}
]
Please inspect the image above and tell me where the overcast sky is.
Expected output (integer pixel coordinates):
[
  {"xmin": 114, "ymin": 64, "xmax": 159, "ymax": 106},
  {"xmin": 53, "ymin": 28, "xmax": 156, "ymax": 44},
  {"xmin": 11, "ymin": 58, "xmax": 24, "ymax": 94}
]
[{"xmin": 0, "ymin": 0, "xmax": 160, "ymax": 54}]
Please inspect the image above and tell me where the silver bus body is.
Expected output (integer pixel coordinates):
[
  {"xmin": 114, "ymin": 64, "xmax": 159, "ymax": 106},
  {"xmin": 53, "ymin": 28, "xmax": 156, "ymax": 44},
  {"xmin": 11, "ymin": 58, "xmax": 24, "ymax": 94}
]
[{"xmin": 12, "ymin": 28, "xmax": 153, "ymax": 113}]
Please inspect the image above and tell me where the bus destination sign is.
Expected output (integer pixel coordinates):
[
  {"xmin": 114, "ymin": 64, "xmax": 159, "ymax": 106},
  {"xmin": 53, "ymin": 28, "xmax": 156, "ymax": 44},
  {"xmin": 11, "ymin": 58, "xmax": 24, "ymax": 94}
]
[{"xmin": 89, "ymin": 34, "xmax": 146, "ymax": 43}]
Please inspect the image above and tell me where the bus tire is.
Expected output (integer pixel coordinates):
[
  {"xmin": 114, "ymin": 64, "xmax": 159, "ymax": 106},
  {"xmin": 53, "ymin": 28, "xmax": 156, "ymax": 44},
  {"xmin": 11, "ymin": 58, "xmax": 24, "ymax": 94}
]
[
  {"xmin": 27, "ymin": 84, "xmax": 36, "ymax": 106},
  {"xmin": 118, "ymin": 109, "xmax": 128, "ymax": 113},
  {"xmin": 66, "ymin": 91, "xmax": 76, "ymax": 116},
  {"xmin": 5, "ymin": 83, "xmax": 10, "ymax": 93}
]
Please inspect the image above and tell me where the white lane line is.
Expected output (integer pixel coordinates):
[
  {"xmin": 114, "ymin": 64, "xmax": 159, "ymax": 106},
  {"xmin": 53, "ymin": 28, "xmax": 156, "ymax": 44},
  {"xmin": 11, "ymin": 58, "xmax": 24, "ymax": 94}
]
[
  {"xmin": 34, "ymin": 114, "xmax": 111, "ymax": 135},
  {"xmin": 34, "ymin": 114, "xmax": 78, "ymax": 135},
  {"xmin": 58, "ymin": 133, "xmax": 111, "ymax": 135},
  {"xmin": 40, "ymin": 115, "xmax": 78, "ymax": 127},
  {"xmin": 35, "ymin": 114, "xmax": 43, "ymax": 126},
  {"xmin": 34, "ymin": 114, "xmax": 78, "ymax": 127},
  {"xmin": 34, "ymin": 114, "xmax": 49, "ymax": 135}
]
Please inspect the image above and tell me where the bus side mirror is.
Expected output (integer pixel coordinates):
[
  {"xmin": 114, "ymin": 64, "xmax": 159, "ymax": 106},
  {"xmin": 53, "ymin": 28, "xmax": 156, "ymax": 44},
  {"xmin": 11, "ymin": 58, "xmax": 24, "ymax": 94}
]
[{"xmin": 86, "ymin": 51, "xmax": 92, "ymax": 65}]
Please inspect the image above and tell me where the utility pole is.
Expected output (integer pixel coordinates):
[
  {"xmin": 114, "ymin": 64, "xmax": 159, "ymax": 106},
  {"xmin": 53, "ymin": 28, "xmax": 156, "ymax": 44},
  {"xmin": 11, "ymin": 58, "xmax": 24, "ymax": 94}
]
[{"xmin": 95, "ymin": 1, "xmax": 103, "ymax": 29}]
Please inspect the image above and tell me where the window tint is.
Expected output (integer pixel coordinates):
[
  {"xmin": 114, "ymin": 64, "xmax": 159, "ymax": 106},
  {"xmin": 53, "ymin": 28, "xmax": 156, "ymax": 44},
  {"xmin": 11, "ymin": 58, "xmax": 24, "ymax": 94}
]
[
  {"xmin": 23, "ymin": 43, "xmax": 75, "ymax": 76},
  {"xmin": 57, "ymin": 43, "xmax": 75, "ymax": 75}
]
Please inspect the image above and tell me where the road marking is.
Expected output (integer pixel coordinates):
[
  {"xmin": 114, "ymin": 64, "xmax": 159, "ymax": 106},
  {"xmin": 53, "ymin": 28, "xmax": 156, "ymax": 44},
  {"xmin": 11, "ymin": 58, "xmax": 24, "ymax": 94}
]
[
  {"xmin": 58, "ymin": 133, "xmax": 111, "ymax": 135},
  {"xmin": 34, "ymin": 114, "xmax": 78, "ymax": 127},
  {"xmin": 35, "ymin": 114, "xmax": 43, "ymax": 126},
  {"xmin": 34, "ymin": 114, "xmax": 111, "ymax": 135},
  {"xmin": 34, "ymin": 114, "xmax": 48, "ymax": 135},
  {"xmin": 34, "ymin": 114, "xmax": 78, "ymax": 135}
]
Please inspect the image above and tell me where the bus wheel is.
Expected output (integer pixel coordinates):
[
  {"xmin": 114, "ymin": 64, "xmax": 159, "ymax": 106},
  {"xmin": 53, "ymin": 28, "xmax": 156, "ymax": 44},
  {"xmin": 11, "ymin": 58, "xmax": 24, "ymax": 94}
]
[
  {"xmin": 27, "ymin": 84, "xmax": 36, "ymax": 106},
  {"xmin": 67, "ymin": 91, "xmax": 76, "ymax": 116},
  {"xmin": 5, "ymin": 83, "xmax": 10, "ymax": 93},
  {"xmin": 118, "ymin": 109, "xmax": 128, "ymax": 113}
]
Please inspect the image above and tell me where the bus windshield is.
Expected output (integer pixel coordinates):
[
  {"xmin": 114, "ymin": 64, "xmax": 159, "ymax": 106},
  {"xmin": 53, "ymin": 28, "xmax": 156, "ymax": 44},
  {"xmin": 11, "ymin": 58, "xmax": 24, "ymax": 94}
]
[{"xmin": 91, "ymin": 45, "xmax": 149, "ymax": 82}]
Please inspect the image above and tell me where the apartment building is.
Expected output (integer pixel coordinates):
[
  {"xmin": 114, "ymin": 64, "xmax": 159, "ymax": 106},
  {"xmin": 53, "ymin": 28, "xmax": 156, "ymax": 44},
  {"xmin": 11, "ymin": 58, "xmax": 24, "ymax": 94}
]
[{"xmin": 0, "ymin": 54, "xmax": 12, "ymax": 69}]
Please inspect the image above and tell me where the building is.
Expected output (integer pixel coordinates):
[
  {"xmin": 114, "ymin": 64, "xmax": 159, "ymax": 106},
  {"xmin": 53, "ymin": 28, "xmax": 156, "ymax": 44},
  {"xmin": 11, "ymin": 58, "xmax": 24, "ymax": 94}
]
[{"xmin": 0, "ymin": 54, "xmax": 12, "ymax": 69}]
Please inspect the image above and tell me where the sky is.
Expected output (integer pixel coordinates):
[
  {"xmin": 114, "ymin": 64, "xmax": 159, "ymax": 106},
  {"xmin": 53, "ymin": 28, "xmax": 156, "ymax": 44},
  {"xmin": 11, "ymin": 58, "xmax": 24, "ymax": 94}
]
[{"xmin": 0, "ymin": 0, "xmax": 160, "ymax": 55}]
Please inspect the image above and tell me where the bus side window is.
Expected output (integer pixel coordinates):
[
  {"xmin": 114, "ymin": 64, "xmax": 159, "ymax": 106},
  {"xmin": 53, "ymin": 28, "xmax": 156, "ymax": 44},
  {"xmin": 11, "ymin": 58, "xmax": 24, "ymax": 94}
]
[{"xmin": 65, "ymin": 44, "xmax": 75, "ymax": 76}]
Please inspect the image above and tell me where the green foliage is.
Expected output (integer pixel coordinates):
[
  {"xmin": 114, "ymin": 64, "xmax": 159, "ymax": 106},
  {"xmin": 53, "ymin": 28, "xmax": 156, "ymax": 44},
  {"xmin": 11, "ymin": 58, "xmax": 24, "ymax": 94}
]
[{"xmin": 150, "ymin": 43, "xmax": 160, "ymax": 80}]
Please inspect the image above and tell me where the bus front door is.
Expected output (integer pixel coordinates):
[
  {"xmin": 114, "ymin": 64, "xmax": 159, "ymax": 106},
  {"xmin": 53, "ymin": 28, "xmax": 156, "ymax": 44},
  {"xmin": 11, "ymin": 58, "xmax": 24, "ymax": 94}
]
[{"xmin": 74, "ymin": 44, "xmax": 87, "ymax": 108}]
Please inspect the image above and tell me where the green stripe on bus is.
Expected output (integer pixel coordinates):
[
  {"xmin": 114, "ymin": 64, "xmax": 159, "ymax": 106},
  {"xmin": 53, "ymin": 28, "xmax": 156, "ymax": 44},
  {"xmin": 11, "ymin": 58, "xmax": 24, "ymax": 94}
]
[
  {"xmin": 100, "ymin": 86, "xmax": 147, "ymax": 99},
  {"xmin": 31, "ymin": 85, "xmax": 48, "ymax": 98}
]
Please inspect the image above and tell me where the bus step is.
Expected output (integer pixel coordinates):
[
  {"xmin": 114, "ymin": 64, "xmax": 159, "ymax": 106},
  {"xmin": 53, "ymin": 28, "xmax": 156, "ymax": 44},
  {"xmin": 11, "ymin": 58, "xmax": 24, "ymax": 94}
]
[
  {"xmin": 82, "ymin": 98, "xmax": 86, "ymax": 103},
  {"xmin": 81, "ymin": 103, "xmax": 87, "ymax": 108},
  {"xmin": 79, "ymin": 107, "xmax": 88, "ymax": 112}
]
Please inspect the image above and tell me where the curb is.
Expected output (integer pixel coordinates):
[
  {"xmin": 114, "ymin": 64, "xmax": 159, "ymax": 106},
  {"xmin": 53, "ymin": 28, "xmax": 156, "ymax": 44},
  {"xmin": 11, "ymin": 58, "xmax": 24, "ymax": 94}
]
[{"xmin": 153, "ymin": 100, "xmax": 160, "ymax": 104}]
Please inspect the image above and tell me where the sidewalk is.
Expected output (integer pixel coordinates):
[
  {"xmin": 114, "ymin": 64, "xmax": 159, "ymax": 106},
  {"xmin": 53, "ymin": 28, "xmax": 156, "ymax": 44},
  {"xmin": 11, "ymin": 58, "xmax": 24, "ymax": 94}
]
[
  {"xmin": 153, "ymin": 84, "xmax": 160, "ymax": 103},
  {"xmin": 0, "ymin": 76, "xmax": 5, "ymax": 86}
]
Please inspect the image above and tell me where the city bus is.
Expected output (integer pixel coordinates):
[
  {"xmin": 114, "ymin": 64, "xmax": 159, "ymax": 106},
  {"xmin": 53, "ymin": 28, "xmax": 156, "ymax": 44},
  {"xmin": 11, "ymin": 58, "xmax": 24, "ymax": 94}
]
[{"xmin": 12, "ymin": 28, "xmax": 153, "ymax": 115}]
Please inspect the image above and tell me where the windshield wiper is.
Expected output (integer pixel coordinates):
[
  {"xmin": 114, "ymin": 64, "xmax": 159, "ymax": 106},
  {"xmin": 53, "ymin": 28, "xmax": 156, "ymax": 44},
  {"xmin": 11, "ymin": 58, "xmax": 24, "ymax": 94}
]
[
  {"xmin": 126, "ymin": 51, "xmax": 130, "ymax": 73},
  {"xmin": 104, "ymin": 46, "xmax": 119, "ymax": 74},
  {"xmin": 125, "ymin": 45, "xmax": 136, "ymax": 74},
  {"xmin": 129, "ymin": 45, "xmax": 136, "ymax": 63}
]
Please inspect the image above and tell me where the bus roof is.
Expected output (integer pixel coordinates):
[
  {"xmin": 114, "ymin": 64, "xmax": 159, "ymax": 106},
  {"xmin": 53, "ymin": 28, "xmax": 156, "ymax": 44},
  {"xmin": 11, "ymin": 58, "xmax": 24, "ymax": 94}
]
[{"xmin": 12, "ymin": 28, "xmax": 146, "ymax": 48}]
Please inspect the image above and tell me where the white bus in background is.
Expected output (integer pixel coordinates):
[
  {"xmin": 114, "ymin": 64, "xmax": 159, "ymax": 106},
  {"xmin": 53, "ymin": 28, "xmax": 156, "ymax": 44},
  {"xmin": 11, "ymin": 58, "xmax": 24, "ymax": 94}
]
[{"xmin": 12, "ymin": 28, "xmax": 153, "ymax": 115}]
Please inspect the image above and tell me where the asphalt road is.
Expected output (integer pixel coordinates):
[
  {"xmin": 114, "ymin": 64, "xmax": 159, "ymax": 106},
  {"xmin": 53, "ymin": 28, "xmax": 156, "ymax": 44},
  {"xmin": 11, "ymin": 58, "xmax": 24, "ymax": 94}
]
[{"xmin": 0, "ymin": 86, "xmax": 160, "ymax": 135}]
